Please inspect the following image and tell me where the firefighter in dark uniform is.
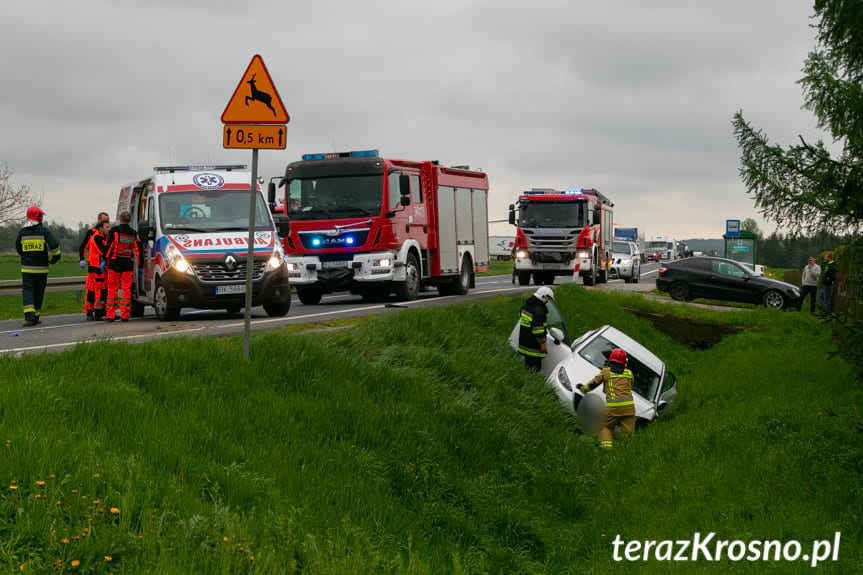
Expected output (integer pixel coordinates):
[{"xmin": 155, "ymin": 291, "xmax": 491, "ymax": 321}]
[
  {"xmin": 578, "ymin": 348, "xmax": 635, "ymax": 449},
  {"xmin": 104, "ymin": 211, "xmax": 141, "ymax": 322},
  {"xmin": 517, "ymin": 286, "xmax": 555, "ymax": 371},
  {"xmin": 15, "ymin": 206, "xmax": 61, "ymax": 327},
  {"xmin": 79, "ymin": 211, "xmax": 110, "ymax": 317},
  {"xmin": 83, "ymin": 220, "xmax": 111, "ymax": 320}
]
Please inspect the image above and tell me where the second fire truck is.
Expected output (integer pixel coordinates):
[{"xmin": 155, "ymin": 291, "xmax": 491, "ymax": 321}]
[
  {"xmin": 271, "ymin": 150, "xmax": 489, "ymax": 304},
  {"xmin": 508, "ymin": 188, "xmax": 614, "ymax": 286}
]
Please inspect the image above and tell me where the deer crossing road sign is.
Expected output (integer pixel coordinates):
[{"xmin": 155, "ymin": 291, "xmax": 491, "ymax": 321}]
[
  {"xmin": 221, "ymin": 54, "xmax": 289, "ymax": 125},
  {"xmin": 223, "ymin": 124, "xmax": 286, "ymax": 150}
]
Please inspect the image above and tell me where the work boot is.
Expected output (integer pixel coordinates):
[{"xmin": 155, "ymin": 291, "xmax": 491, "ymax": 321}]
[
  {"xmin": 22, "ymin": 319, "xmax": 37, "ymax": 327},
  {"xmin": 121, "ymin": 318, "xmax": 129, "ymax": 322}
]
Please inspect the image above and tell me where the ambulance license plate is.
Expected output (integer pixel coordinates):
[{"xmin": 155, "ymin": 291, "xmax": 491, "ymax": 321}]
[{"xmin": 215, "ymin": 284, "xmax": 246, "ymax": 295}]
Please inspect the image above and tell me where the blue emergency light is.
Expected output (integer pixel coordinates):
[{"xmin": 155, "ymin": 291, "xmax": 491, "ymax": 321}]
[
  {"xmin": 345, "ymin": 236, "xmax": 355, "ymax": 245},
  {"xmin": 312, "ymin": 238, "xmax": 322, "ymax": 247},
  {"xmin": 302, "ymin": 149, "xmax": 380, "ymax": 161}
]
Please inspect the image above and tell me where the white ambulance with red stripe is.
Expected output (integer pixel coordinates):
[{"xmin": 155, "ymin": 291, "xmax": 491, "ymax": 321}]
[{"xmin": 116, "ymin": 165, "xmax": 291, "ymax": 320}]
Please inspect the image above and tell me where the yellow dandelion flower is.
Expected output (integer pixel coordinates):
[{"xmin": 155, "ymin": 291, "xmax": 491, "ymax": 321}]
[
  {"xmin": 70, "ymin": 559, "xmax": 80, "ymax": 567},
  {"xmin": 70, "ymin": 489, "xmax": 78, "ymax": 494},
  {"xmin": 35, "ymin": 480, "xmax": 46, "ymax": 486},
  {"xmin": 110, "ymin": 507, "xmax": 120, "ymax": 514},
  {"xmin": 91, "ymin": 499, "xmax": 100, "ymax": 504},
  {"xmin": 223, "ymin": 536, "xmax": 230, "ymax": 542},
  {"xmin": 60, "ymin": 538, "xmax": 70, "ymax": 544},
  {"xmin": 249, "ymin": 556, "xmax": 255, "ymax": 561},
  {"xmin": 104, "ymin": 556, "xmax": 112, "ymax": 562},
  {"xmin": 9, "ymin": 485, "xmax": 18, "ymax": 490}
]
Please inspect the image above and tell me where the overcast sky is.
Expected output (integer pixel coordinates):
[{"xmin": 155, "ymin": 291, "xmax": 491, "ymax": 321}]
[{"xmin": 1, "ymin": 0, "xmax": 822, "ymax": 239}]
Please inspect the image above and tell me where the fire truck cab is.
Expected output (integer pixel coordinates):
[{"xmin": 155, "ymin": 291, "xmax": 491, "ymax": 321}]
[{"xmin": 271, "ymin": 150, "xmax": 489, "ymax": 304}]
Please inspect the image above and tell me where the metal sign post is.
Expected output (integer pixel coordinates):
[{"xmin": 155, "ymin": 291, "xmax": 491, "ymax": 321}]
[
  {"xmin": 243, "ymin": 148, "xmax": 259, "ymax": 359},
  {"xmin": 222, "ymin": 54, "xmax": 289, "ymax": 359}
]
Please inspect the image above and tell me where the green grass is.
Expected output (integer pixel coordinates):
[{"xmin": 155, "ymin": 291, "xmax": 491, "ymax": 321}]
[
  {"xmin": 0, "ymin": 291, "xmax": 83, "ymax": 320},
  {"xmin": 0, "ymin": 255, "xmax": 86, "ymax": 281},
  {"xmin": 0, "ymin": 286, "xmax": 859, "ymax": 573},
  {"xmin": 478, "ymin": 260, "xmax": 512, "ymax": 276}
]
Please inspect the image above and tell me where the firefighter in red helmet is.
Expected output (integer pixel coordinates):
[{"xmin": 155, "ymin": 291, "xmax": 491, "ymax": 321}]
[
  {"xmin": 15, "ymin": 206, "xmax": 61, "ymax": 326},
  {"xmin": 104, "ymin": 211, "xmax": 142, "ymax": 322},
  {"xmin": 578, "ymin": 348, "xmax": 636, "ymax": 449}
]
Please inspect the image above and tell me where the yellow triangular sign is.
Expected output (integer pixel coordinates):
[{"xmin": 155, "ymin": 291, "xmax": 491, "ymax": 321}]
[{"xmin": 222, "ymin": 54, "xmax": 289, "ymax": 124}]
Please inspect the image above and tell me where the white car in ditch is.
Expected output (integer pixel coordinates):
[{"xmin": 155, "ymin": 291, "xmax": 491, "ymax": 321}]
[{"xmin": 510, "ymin": 301, "xmax": 678, "ymax": 429}]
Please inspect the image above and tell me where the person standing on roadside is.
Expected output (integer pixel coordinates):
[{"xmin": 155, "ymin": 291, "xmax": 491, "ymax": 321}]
[
  {"xmin": 15, "ymin": 206, "xmax": 61, "ymax": 327},
  {"xmin": 83, "ymin": 220, "xmax": 111, "ymax": 320},
  {"xmin": 817, "ymin": 251, "xmax": 837, "ymax": 315},
  {"xmin": 797, "ymin": 256, "xmax": 820, "ymax": 313},
  {"xmin": 79, "ymin": 212, "xmax": 110, "ymax": 317},
  {"xmin": 516, "ymin": 286, "xmax": 554, "ymax": 371},
  {"xmin": 104, "ymin": 211, "xmax": 141, "ymax": 322}
]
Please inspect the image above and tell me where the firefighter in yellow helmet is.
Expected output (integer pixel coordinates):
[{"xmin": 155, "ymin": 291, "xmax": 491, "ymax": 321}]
[{"xmin": 578, "ymin": 348, "xmax": 635, "ymax": 449}]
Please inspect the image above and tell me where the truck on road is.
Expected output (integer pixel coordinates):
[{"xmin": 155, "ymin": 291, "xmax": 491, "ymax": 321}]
[
  {"xmin": 272, "ymin": 150, "xmax": 489, "ymax": 304},
  {"xmin": 509, "ymin": 188, "xmax": 614, "ymax": 286},
  {"xmin": 646, "ymin": 235, "xmax": 670, "ymax": 261},
  {"xmin": 614, "ymin": 226, "xmax": 646, "ymax": 262}
]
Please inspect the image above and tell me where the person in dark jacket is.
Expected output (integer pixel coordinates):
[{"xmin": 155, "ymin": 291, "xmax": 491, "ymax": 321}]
[
  {"xmin": 78, "ymin": 211, "xmax": 110, "ymax": 266},
  {"xmin": 15, "ymin": 206, "xmax": 61, "ymax": 327},
  {"xmin": 104, "ymin": 211, "xmax": 142, "ymax": 322},
  {"xmin": 817, "ymin": 251, "xmax": 836, "ymax": 315},
  {"xmin": 517, "ymin": 286, "xmax": 554, "ymax": 371}
]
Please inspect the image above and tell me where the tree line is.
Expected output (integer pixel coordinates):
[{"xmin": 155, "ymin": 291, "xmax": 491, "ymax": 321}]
[{"xmin": 0, "ymin": 221, "xmax": 90, "ymax": 256}]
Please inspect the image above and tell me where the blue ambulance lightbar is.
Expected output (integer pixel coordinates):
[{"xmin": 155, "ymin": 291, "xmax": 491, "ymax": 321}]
[{"xmin": 302, "ymin": 149, "xmax": 380, "ymax": 161}]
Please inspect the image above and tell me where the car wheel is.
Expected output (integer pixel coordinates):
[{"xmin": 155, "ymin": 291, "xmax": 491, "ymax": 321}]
[
  {"xmin": 296, "ymin": 287, "xmax": 322, "ymax": 305},
  {"xmin": 395, "ymin": 252, "xmax": 421, "ymax": 301},
  {"xmin": 762, "ymin": 289, "xmax": 786, "ymax": 310},
  {"xmin": 154, "ymin": 282, "xmax": 180, "ymax": 321},
  {"xmin": 669, "ymin": 281, "xmax": 690, "ymax": 302}
]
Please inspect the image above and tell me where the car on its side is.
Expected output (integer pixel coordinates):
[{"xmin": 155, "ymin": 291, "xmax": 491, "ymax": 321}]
[
  {"xmin": 509, "ymin": 302, "xmax": 677, "ymax": 430},
  {"xmin": 611, "ymin": 241, "xmax": 641, "ymax": 283},
  {"xmin": 656, "ymin": 256, "xmax": 799, "ymax": 310}
]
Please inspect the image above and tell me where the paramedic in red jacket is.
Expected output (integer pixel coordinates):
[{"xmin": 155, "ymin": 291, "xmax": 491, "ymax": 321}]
[
  {"xmin": 104, "ymin": 211, "xmax": 142, "ymax": 322},
  {"xmin": 83, "ymin": 220, "xmax": 111, "ymax": 320}
]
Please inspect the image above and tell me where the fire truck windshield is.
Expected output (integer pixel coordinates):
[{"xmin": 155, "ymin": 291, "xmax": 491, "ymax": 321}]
[
  {"xmin": 287, "ymin": 175, "xmax": 383, "ymax": 220},
  {"xmin": 159, "ymin": 190, "xmax": 272, "ymax": 233},
  {"xmin": 518, "ymin": 200, "xmax": 588, "ymax": 229}
]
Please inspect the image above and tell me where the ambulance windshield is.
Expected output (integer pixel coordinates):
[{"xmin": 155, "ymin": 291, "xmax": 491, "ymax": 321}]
[
  {"xmin": 286, "ymin": 175, "xmax": 383, "ymax": 220},
  {"xmin": 518, "ymin": 200, "xmax": 588, "ymax": 229},
  {"xmin": 159, "ymin": 190, "xmax": 272, "ymax": 233}
]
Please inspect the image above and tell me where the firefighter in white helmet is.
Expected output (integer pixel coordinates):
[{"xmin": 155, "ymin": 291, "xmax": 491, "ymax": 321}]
[{"xmin": 516, "ymin": 286, "xmax": 554, "ymax": 371}]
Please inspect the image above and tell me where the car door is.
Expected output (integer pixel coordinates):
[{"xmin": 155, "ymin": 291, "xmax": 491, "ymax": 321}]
[{"xmin": 707, "ymin": 260, "xmax": 753, "ymax": 303}]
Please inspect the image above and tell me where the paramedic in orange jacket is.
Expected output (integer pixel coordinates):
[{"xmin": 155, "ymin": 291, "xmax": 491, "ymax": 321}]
[
  {"xmin": 578, "ymin": 348, "xmax": 636, "ymax": 449},
  {"xmin": 104, "ymin": 211, "xmax": 141, "ymax": 322},
  {"xmin": 83, "ymin": 220, "xmax": 110, "ymax": 320}
]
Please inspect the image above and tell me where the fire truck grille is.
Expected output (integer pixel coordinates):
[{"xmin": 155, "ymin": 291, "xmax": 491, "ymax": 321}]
[
  {"xmin": 524, "ymin": 231, "xmax": 580, "ymax": 251},
  {"xmin": 193, "ymin": 261, "xmax": 266, "ymax": 282}
]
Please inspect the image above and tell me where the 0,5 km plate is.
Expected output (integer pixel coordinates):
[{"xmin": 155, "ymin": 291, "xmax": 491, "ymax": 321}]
[{"xmin": 215, "ymin": 284, "xmax": 246, "ymax": 295}]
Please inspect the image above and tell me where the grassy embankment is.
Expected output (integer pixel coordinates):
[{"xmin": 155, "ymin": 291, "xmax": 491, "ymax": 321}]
[{"xmin": 0, "ymin": 286, "xmax": 860, "ymax": 573}]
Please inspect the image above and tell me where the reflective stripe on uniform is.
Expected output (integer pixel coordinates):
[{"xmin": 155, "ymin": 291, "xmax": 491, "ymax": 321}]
[
  {"xmin": 520, "ymin": 311, "xmax": 533, "ymax": 327},
  {"xmin": 21, "ymin": 267, "xmax": 49, "ymax": 273},
  {"xmin": 517, "ymin": 347, "xmax": 546, "ymax": 358},
  {"xmin": 23, "ymin": 306, "xmax": 35, "ymax": 313},
  {"xmin": 606, "ymin": 398, "xmax": 634, "ymax": 406},
  {"xmin": 600, "ymin": 441, "xmax": 613, "ymax": 449}
]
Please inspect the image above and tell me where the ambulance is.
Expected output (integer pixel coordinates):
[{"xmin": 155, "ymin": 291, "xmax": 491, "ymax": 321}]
[{"xmin": 117, "ymin": 165, "xmax": 291, "ymax": 320}]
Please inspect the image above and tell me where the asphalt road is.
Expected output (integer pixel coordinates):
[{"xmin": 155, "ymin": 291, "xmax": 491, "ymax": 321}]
[{"xmin": 0, "ymin": 262, "xmax": 661, "ymax": 357}]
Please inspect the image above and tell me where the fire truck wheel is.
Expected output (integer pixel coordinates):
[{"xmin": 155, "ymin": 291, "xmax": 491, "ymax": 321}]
[
  {"xmin": 154, "ymin": 283, "xmax": 180, "ymax": 321},
  {"xmin": 395, "ymin": 253, "xmax": 421, "ymax": 301},
  {"xmin": 297, "ymin": 287, "xmax": 323, "ymax": 305},
  {"xmin": 583, "ymin": 266, "xmax": 596, "ymax": 286},
  {"xmin": 516, "ymin": 271, "xmax": 531, "ymax": 286}
]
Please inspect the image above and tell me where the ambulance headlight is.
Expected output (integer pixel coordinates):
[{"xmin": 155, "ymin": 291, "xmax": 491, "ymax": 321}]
[
  {"xmin": 166, "ymin": 245, "xmax": 193, "ymax": 275},
  {"xmin": 268, "ymin": 246, "xmax": 285, "ymax": 270}
]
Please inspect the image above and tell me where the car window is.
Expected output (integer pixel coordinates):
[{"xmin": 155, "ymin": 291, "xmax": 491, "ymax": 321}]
[
  {"xmin": 577, "ymin": 335, "xmax": 661, "ymax": 399},
  {"xmin": 612, "ymin": 242, "xmax": 631, "ymax": 254},
  {"xmin": 661, "ymin": 371, "xmax": 676, "ymax": 393},
  {"xmin": 711, "ymin": 260, "xmax": 746, "ymax": 278},
  {"xmin": 545, "ymin": 301, "xmax": 570, "ymax": 344}
]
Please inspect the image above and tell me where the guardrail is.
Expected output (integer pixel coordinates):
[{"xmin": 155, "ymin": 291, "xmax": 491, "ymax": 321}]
[{"xmin": 0, "ymin": 276, "xmax": 86, "ymax": 296}]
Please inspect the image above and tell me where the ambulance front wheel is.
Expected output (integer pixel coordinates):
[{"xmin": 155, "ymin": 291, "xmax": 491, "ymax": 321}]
[{"xmin": 154, "ymin": 282, "xmax": 180, "ymax": 321}]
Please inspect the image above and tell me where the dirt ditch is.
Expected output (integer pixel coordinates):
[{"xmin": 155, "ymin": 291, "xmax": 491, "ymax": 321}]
[{"xmin": 624, "ymin": 307, "xmax": 745, "ymax": 349}]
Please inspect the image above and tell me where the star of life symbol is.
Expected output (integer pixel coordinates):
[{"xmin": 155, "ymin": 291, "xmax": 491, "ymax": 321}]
[{"xmin": 193, "ymin": 173, "xmax": 225, "ymax": 189}]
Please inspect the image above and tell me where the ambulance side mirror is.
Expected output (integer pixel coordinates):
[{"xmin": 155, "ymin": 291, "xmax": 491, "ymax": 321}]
[
  {"xmin": 273, "ymin": 214, "xmax": 290, "ymax": 238},
  {"xmin": 137, "ymin": 221, "xmax": 154, "ymax": 242}
]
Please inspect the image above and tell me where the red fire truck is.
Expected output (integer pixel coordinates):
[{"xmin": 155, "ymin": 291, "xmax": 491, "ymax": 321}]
[
  {"xmin": 508, "ymin": 188, "xmax": 614, "ymax": 286},
  {"xmin": 270, "ymin": 150, "xmax": 489, "ymax": 304}
]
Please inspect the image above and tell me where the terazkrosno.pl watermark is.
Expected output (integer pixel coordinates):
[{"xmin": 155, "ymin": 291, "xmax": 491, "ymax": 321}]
[{"xmin": 612, "ymin": 532, "xmax": 841, "ymax": 568}]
